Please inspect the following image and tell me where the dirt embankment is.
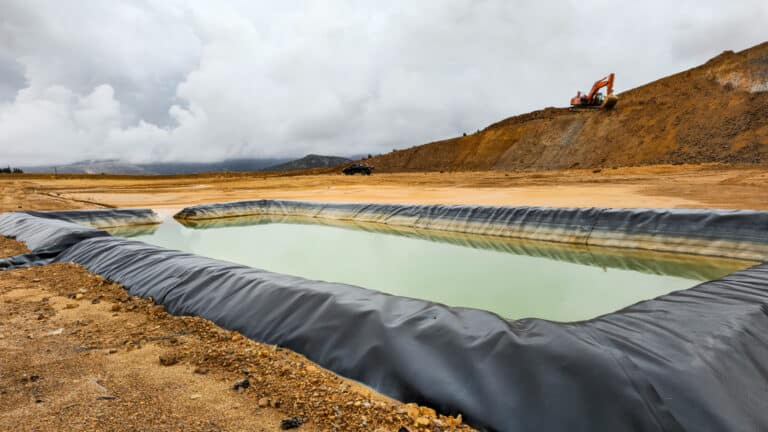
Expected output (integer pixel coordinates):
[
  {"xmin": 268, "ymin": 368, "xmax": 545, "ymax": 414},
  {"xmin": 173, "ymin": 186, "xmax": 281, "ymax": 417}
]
[
  {"xmin": 368, "ymin": 42, "xmax": 768, "ymax": 172},
  {"xmin": 0, "ymin": 238, "xmax": 472, "ymax": 432}
]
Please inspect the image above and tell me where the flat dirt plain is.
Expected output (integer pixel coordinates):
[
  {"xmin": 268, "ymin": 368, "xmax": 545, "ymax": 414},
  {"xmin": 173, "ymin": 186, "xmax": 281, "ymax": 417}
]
[
  {"xmin": 1, "ymin": 163, "xmax": 767, "ymax": 431},
  {"xmin": 1, "ymin": 163, "xmax": 767, "ymax": 213}
]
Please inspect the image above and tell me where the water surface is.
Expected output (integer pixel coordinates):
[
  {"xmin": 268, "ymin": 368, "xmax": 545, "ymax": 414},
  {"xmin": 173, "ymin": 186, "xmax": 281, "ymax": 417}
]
[{"xmin": 119, "ymin": 217, "xmax": 751, "ymax": 322}]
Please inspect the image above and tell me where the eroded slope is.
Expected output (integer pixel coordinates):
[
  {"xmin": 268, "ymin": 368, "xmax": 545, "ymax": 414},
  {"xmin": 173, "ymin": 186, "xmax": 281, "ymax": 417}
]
[{"xmin": 369, "ymin": 42, "xmax": 768, "ymax": 171}]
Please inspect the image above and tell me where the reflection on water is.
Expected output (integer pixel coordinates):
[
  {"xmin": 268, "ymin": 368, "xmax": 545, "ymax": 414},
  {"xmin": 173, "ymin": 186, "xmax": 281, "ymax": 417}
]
[
  {"xmin": 105, "ymin": 224, "xmax": 160, "ymax": 238},
  {"xmin": 119, "ymin": 215, "xmax": 753, "ymax": 322},
  {"xmin": 177, "ymin": 215, "xmax": 753, "ymax": 281}
]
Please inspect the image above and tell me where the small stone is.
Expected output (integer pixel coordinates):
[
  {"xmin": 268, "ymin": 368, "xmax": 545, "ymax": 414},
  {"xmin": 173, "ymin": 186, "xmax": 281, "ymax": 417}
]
[
  {"xmin": 110, "ymin": 304, "xmax": 121, "ymax": 312},
  {"xmin": 96, "ymin": 395, "xmax": 117, "ymax": 400},
  {"xmin": 280, "ymin": 417, "xmax": 306, "ymax": 430},
  {"xmin": 415, "ymin": 416, "xmax": 430, "ymax": 426},
  {"xmin": 108, "ymin": 349, "xmax": 118, "ymax": 354},
  {"xmin": 232, "ymin": 378, "xmax": 250, "ymax": 391},
  {"xmin": 258, "ymin": 397, "xmax": 270, "ymax": 408},
  {"xmin": 64, "ymin": 303, "xmax": 78, "ymax": 309},
  {"xmin": 22, "ymin": 375, "xmax": 41, "ymax": 383},
  {"xmin": 74, "ymin": 293, "xmax": 84, "ymax": 300},
  {"xmin": 419, "ymin": 406, "xmax": 436, "ymax": 418},
  {"xmin": 444, "ymin": 414, "xmax": 462, "ymax": 426},
  {"xmin": 159, "ymin": 354, "xmax": 179, "ymax": 366},
  {"xmin": 189, "ymin": 394, "xmax": 202, "ymax": 400},
  {"xmin": 193, "ymin": 366, "xmax": 209, "ymax": 375},
  {"xmin": 405, "ymin": 404, "xmax": 420, "ymax": 420}
]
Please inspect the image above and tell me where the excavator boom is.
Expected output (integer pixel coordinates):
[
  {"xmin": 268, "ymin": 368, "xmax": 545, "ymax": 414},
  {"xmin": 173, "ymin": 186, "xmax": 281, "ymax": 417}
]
[
  {"xmin": 570, "ymin": 73, "xmax": 618, "ymax": 109},
  {"xmin": 586, "ymin": 73, "xmax": 614, "ymax": 101}
]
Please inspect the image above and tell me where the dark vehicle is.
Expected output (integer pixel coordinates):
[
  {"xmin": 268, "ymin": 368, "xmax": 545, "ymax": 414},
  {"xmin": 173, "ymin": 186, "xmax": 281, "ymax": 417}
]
[{"xmin": 342, "ymin": 163, "xmax": 373, "ymax": 175}]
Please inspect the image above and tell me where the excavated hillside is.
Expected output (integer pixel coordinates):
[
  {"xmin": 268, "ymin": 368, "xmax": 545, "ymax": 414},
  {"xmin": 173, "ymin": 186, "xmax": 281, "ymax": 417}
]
[{"xmin": 369, "ymin": 42, "xmax": 768, "ymax": 172}]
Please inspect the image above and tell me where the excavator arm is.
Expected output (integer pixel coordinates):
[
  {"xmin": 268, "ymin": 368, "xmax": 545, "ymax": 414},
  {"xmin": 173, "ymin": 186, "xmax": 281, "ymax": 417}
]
[
  {"xmin": 570, "ymin": 73, "xmax": 618, "ymax": 109},
  {"xmin": 586, "ymin": 73, "xmax": 614, "ymax": 102}
]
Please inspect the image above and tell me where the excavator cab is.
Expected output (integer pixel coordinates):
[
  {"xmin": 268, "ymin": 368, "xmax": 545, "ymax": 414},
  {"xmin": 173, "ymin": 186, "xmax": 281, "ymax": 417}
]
[{"xmin": 570, "ymin": 73, "xmax": 617, "ymax": 109}]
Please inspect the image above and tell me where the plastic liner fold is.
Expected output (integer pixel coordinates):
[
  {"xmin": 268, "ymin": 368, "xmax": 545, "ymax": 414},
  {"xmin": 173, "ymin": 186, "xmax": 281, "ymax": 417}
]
[
  {"xmin": 55, "ymin": 236, "xmax": 768, "ymax": 432},
  {"xmin": 21, "ymin": 208, "xmax": 160, "ymax": 228},
  {"xmin": 0, "ymin": 212, "xmax": 109, "ymax": 254},
  {"xmin": 176, "ymin": 200, "xmax": 768, "ymax": 261},
  {"xmin": 0, "ymin": 209, "xmax": 159, "ymax": 266}
]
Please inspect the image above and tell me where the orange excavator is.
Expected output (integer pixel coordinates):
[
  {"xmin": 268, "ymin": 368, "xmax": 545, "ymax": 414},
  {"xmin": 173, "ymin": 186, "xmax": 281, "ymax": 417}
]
[{"xmin": 570, "ymin": 73, "xmax": 618, "ymax": 109}]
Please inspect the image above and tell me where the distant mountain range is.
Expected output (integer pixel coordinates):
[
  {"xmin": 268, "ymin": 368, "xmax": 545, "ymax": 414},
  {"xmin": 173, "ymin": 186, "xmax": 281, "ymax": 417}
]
[
  {"xmin": 20, "ymin": 154, "xmax": 354, "ymax": 175},
  {"xmin": 262, "ymin": 154, "xmax": 351, "ymax": 172}
]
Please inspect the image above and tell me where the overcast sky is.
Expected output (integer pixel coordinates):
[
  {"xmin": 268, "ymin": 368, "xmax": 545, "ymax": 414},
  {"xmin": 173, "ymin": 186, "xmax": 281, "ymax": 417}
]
[{"xmin": 1, "ymin": 1, "xmax": 766, "ymax": 165}]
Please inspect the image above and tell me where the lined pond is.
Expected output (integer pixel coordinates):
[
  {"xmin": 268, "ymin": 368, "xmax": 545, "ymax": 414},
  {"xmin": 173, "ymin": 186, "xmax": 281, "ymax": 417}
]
[{"xmin": 113, "ymin": 216, "xmax": 752, "ymax": 322}]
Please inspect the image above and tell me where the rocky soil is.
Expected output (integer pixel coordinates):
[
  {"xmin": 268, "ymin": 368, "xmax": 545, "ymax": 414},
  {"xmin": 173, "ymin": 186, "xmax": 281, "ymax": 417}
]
[{"xmin": 0, "ymin": 236, "xmax": 29, "ymax": 257}]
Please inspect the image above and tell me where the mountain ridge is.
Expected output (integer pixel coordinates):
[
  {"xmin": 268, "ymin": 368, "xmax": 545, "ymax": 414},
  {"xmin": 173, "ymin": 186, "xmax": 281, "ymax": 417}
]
[
  {"xmin": 261, "ymin": 154, "xmax": 351, "ymax": 172},
  {"xmin": 20, "ymin": 154, "xmax": 354, "ymax": 175}
]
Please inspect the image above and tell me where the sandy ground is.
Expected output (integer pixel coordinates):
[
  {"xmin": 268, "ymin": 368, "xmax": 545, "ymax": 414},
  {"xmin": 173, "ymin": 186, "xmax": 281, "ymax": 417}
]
[
  {"xmin": 0, "ymin": 238, "xmax": 470, "ymax": 432},
  {"xmin": 1, "ymin": 164, "xmax": 767, "ymax": 213}
]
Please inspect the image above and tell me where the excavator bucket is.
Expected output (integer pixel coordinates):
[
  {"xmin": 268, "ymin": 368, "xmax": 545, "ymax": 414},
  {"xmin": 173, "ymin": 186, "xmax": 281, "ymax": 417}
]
[{"xmin": 602, "ymin": 94, "xmax": 618, "ymax": 109}]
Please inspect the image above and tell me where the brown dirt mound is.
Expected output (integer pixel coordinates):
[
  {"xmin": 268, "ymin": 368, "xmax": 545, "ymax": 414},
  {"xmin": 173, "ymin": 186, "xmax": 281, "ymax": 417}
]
[{"xmin": 368, "ymin": 42, "xmax": 768, "ymax": 172}]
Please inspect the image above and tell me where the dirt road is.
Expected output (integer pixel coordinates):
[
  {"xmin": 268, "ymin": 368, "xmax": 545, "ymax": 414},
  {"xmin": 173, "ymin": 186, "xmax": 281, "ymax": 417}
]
[{"xmin": 1, "ymin": 164, "xmax": 767, "ymax": 213}]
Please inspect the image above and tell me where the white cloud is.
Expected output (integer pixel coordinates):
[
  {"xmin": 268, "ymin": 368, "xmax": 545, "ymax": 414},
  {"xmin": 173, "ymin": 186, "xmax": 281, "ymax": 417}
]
[{"xmin": 0, "ymin": 0, "xmax": 766, "ymax": 165}]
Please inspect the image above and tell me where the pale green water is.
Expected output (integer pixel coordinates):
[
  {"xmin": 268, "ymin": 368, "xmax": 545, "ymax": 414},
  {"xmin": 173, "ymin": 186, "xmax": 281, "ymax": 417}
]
[{"xmin": 122, "ymin": 218, "xmax": 748, "ymax": 322}]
